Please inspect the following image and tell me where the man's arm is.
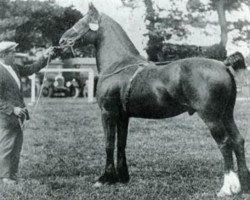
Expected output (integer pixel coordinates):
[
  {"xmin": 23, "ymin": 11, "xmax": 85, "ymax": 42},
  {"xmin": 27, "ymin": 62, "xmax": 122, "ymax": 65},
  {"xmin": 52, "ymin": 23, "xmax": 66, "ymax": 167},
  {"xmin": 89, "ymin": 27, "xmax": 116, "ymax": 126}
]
[
  {"xmin": 18, "ymin": 47, "xmax": 55, "ymax": 77},
  {"xmin": 18, "ymin": 56, "xmax": 48, "ymax": 77}
]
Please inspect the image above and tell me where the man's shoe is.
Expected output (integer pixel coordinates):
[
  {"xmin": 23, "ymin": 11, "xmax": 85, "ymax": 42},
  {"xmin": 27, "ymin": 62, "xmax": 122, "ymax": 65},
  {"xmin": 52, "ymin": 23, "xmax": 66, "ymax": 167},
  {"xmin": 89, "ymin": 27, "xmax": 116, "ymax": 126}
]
[{"xmin": 2, "ymin": 178, "xmax": 17, "ymax": 185}]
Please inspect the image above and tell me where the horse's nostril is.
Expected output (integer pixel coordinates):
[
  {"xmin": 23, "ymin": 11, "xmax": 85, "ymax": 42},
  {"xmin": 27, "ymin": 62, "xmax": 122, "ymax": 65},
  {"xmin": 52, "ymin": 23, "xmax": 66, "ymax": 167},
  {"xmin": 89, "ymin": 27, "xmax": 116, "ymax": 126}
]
[{"xmin": 59, "ymin": 38, "xmax": 66, "ymax": 45}]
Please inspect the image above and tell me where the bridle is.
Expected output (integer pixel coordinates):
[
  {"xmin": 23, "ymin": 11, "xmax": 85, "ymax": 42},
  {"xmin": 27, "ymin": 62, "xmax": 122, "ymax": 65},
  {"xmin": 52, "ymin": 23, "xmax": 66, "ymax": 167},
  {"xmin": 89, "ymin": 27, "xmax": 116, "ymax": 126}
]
[
  {"xmin": 63, "ymin": 20, "xmax": 93, "ymax": 53},
  {"xmin": 59, "ymin": 26, "xmax": 90, "ymax": 58},
  {"xmin": 54, "ymin": 44, "xmax": 77, "ymax": 58},
  {"xmin": 72, "ymin": 26, "xmax": 78, "ymax": 33},
  {"xmin": 61, "ymin": 14, "xmax": 103, "ymax": 55}
]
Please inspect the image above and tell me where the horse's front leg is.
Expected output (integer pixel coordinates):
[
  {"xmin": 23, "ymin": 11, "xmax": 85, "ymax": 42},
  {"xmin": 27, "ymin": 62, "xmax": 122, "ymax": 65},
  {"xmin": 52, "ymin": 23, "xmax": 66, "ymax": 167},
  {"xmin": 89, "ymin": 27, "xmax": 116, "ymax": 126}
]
[
  {"xmin": 117, "ymin": 113, "xmax": 129, "ymax": 183},
  {"xmin": 94, "ymin": 110, "xmax": 118, "ymax": 187}
]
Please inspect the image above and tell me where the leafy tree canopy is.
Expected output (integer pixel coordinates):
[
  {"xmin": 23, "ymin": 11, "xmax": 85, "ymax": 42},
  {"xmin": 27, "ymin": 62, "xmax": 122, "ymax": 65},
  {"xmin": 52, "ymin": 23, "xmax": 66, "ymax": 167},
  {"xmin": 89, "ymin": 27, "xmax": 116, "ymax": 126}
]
[
  {"xmin": 0, "ymin": 0, "xmax": 95, "ymax": 58},
  {"xmin": 121, "ymin": 0, "xmax": 250, "ymax": 61}
]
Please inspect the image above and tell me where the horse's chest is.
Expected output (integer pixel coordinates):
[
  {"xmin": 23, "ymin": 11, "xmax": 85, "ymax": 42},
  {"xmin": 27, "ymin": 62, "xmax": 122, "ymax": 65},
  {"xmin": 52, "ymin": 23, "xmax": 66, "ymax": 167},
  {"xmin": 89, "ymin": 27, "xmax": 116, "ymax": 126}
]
[{"xmin": 96, "ymin": 80, "xmax": 124, "ymax": 112}]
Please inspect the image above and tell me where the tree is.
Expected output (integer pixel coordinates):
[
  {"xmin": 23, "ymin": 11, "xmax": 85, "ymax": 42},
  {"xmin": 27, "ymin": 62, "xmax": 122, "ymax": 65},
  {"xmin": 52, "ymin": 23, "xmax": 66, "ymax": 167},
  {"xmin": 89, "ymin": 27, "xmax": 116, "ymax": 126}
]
[
  {"xmin": 187, "ymin": 0, "xmax": 250, "ymax": 48},
  {"xmin": 0, "ymin": 0, "xmax": 59, "ymax": 42},
  {"xmin": 0, "ymin": 0, "xmax": 95, "ymax": 58},
  {"xmin": 142, "ymin": 0, "xmax": 190, "ymax": 61},
  {"xmin": 121, "ymin": 0, "xmax": 250, "ymax": 61},
  {"xmin": 15, "ymin": 5, "xmax": 82, "ymax": 50}
]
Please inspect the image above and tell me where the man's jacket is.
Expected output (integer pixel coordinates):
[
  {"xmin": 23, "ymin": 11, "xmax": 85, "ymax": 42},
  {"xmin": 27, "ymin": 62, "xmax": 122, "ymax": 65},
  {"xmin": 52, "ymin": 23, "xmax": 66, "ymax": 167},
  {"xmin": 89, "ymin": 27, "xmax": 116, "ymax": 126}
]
[{"xmin": 0, "ymin": 56, "xmax": 47, "ymax": 116}]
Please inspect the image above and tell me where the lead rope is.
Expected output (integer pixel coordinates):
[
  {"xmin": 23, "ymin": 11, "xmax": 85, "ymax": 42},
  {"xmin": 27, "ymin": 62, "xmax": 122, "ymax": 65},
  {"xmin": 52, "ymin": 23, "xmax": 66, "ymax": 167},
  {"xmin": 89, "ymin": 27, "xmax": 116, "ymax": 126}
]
[
  {"xmin": 21, "ymin": 54, "xmax": 52, "ymax": 130},
  {"xmin": 22, "ymin": 44, "xmax": 76, "ymax": 130}
]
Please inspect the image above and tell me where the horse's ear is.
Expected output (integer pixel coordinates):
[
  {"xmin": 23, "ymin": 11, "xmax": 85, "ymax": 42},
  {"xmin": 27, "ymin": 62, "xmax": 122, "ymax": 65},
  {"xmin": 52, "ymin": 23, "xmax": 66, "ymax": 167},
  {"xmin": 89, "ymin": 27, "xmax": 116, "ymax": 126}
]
[
  {"xmin": 88, "ymin": 3, "xmax": 99, "ymax": 31},
  {"xmin": 89, "ymin": 3, "xmax": 99, "ymax": 15},
  {"xmin": 89, "ymin": 2, "xmax": 94, "ymax": 10}
]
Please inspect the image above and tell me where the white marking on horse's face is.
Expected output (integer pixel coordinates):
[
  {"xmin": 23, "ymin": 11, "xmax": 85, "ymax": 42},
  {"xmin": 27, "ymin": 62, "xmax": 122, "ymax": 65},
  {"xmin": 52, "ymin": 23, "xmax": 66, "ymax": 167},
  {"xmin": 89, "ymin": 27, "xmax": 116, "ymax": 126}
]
[
  {"xmin": 89, "ymin": 23, "xmax": 99, "ymax": 31},
  {"xmin": 217, "ymin": 171, "xmax": 241, "ymax": 197}
]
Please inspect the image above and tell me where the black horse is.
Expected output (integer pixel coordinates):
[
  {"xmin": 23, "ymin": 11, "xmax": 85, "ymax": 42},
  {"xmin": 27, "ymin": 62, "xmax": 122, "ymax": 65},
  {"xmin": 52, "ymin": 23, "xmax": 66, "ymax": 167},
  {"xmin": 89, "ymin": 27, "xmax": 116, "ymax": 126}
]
[{"xmin": 59, "ymin": 4, "xmax": 250, "ymax": 196}]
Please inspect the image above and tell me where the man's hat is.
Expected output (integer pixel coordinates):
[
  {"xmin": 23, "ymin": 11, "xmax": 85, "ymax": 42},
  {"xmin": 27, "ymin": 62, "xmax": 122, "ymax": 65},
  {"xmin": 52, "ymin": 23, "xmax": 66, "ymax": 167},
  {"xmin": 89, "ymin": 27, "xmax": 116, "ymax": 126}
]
[{"xmin": 0, "ymin": 41, "xmax": 18, "ymax": 53}]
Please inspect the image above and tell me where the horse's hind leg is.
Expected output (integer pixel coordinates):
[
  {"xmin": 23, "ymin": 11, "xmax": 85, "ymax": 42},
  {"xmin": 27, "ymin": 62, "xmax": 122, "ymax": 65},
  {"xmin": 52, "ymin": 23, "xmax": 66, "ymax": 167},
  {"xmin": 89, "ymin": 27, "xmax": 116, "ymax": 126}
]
[
  {"xmin": 223, "ymin": 116, "xmax": 250, "ymax": 193},
  {"xmin": 94, "ymin": 110, "xmax": 118, "ymax": 187},
  {"xmin": 198, "ymin": 113, "xmax": 240, "ymax": 196},
  {"xmin": 117, "ymin": 113, "xmax": 130, "ymax": 183}
]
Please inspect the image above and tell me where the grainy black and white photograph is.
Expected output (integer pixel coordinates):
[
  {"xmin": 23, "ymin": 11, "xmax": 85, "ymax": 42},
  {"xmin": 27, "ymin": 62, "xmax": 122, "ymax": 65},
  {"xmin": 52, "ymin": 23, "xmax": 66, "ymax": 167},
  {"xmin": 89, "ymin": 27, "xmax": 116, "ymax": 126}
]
[{"xmin": 0, "ymin": 0, "xmax": 250, "ymax": 199}]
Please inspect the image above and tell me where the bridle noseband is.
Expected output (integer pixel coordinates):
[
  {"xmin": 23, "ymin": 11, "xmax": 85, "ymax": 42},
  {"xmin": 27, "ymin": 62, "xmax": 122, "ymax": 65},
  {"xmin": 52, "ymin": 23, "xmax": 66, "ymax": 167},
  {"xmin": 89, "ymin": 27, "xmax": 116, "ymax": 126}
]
[
  {"xmin": 72, "ymin": 26, "xmax": 79, "ymax": 33},
  {"xmin": 65, "ymin": 14, "xmax": 102, "ymax": 50},
  {"xmin": 62, "ymin": 23, "xmax": 92, "ymax": 57}
]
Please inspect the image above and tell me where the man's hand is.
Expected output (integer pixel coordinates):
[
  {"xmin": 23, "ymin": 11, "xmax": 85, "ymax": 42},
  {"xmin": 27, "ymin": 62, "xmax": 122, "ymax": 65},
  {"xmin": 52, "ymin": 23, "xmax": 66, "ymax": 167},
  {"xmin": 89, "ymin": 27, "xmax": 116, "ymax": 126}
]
[
  {"xmin": 13, "ymin": 107, "xmax": 28, "ymax": 118},
  {"xmin": 43, "ymin": 47, "xmax": 56, "ymax": 59}
]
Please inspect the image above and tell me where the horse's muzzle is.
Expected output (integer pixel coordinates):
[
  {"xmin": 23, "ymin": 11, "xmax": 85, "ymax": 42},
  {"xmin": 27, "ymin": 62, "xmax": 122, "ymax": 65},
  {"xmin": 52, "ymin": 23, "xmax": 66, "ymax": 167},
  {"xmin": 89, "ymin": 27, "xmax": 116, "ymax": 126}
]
[
  {"xmin": 59, "ymin": 38, "xmax": 66, "ymax": 46},
  {"xmin": 59, "ymin": 38, "xmax": 75, "ymax": 48}
]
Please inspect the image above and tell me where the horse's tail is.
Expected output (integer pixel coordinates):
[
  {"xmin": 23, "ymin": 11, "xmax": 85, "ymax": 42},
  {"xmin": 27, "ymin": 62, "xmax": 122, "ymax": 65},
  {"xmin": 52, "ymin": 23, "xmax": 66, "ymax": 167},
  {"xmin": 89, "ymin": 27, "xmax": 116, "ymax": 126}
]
[
  {"xmin": 223, "ymin": 68, "xmax": 237, "ymax": 119},
  {"xmin": 223, "ymin": 51, "xmax": 247, "ymax": 72}
]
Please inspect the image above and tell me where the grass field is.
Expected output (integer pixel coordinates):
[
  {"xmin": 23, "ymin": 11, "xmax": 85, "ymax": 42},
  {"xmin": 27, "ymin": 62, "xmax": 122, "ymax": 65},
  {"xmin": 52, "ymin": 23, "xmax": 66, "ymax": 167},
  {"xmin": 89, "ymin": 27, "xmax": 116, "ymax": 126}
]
[{"xmin": 0, "ymin": 98, "xmax": 250, "ymax": 200}]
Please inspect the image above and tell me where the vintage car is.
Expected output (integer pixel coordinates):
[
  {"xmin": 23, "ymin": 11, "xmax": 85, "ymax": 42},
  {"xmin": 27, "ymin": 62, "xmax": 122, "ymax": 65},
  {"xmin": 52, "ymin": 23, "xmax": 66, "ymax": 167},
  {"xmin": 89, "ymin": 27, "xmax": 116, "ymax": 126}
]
[
  {"xmin": 38, "ymin": 57, "xmax": 97, "ymax": 98},
  {"xmin": 41, "ymin": 74, "xmax": 80, "ymax": 98},
  {"xmin": 65, "ymin": 58, "xmax": 98, "ymax": 98},
  {"xmin": 40, "ymin": 60, "xmax": 81, "ymax": 98}
]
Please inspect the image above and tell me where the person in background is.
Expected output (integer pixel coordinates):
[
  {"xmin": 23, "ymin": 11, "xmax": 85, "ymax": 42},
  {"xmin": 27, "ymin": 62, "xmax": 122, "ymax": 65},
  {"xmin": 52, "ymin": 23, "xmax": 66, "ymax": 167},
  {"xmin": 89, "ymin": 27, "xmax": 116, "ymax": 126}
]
[{"xmin": 0, "ymin": 41, "xmax": 55, "ymax": 185}]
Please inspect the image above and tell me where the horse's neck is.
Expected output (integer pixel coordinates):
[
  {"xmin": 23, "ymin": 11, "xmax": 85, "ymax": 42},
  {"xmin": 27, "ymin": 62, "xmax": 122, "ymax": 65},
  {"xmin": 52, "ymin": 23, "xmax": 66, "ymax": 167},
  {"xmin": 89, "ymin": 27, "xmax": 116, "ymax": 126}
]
[{"xmin": 96, "ymin": 15, "xmax": 144, "ymax": 74}]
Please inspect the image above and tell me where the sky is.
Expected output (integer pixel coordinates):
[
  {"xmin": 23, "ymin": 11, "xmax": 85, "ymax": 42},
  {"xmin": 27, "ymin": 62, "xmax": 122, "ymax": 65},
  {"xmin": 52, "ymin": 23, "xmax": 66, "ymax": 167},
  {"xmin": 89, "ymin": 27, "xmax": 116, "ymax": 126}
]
[{"xmin": 55, "ymin": 0, "xmax": 250, "ymax": 57}]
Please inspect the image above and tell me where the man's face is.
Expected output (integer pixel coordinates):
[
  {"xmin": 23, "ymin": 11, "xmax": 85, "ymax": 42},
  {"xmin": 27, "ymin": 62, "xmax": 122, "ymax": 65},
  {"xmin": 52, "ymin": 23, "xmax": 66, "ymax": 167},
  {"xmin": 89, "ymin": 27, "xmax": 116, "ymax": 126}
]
[{"xmin": 4, "ymin": 50, "xmax": 16, "ymax": 65}]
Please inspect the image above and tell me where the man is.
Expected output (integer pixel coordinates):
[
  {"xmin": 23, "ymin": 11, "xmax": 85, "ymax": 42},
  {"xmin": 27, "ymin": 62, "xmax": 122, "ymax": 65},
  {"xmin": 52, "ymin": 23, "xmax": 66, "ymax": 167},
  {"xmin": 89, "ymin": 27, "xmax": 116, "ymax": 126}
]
[{"xmin": 0, "ymin": 41, "xmax": 55, "ymax": 185}]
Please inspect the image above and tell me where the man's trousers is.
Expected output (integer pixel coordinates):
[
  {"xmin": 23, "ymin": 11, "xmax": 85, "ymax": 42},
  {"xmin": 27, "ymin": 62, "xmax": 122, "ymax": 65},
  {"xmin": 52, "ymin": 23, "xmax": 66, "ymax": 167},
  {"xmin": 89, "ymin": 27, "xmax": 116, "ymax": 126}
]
[{"xmin": 0, "ymin": 114, "xmax": 23, "ymax": 179}]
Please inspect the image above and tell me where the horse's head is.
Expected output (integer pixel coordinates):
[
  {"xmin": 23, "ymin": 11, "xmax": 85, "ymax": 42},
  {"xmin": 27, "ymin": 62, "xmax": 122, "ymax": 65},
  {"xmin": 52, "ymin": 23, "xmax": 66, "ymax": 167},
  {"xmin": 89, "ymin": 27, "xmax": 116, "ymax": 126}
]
[{"xmin": 59, "ymin": 3, "xmax": 100, "ymax": 47}]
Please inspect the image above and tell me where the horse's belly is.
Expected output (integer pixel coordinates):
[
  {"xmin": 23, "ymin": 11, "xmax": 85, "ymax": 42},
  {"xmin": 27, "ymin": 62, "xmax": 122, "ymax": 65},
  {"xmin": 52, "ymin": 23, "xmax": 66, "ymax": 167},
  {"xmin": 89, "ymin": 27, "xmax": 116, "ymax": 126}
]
[
  {"xmin": 128, "ymin": 93, "xmax": 187, "ymax": 119},
  {"xmin": 126, "ymin": 72, "xmax": 187, "ymax": 118},
  {"xmin": 129, "ymin": 106, "xmax": 186, "ymax": 119}
]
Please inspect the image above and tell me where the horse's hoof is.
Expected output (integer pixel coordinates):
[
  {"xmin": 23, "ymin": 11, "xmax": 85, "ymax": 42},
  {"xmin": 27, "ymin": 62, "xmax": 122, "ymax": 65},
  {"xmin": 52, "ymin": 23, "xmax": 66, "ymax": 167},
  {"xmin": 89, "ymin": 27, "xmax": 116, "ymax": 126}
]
[
  {"xmin": 217, "ymin": 185, "xmax": 240, "ymax": 197},
  {"xmin": 97, "ymin": 173, "xmax": 118, "ymax": 185},
  {"xmin": 217, "ymin": 171, "xmax": 241, "ymax": 197},
  {"xmin": 217, "ymin": 187, "xmax": 240, "ymax": 197},
  {"xmin": 118, "ymin": 174, "xmax": 130, "ymax": 183},
  {"xmin": 217, "ymin": 189, "xmax": 233, "ymax": 197},
  {"xmin": 119, "ymin": 177, "xmax": 129, "ymax": 184},
  {"xmin": 93, "ymin": 181, "xmax": 103, "ymax": 188},
  {"xmin": 217, "ymin": 191, "xmax": 228, "ymax": 197},
  {"xmin": 117, "ymin": 164, "xmax": 130, "ymax": 183}
]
